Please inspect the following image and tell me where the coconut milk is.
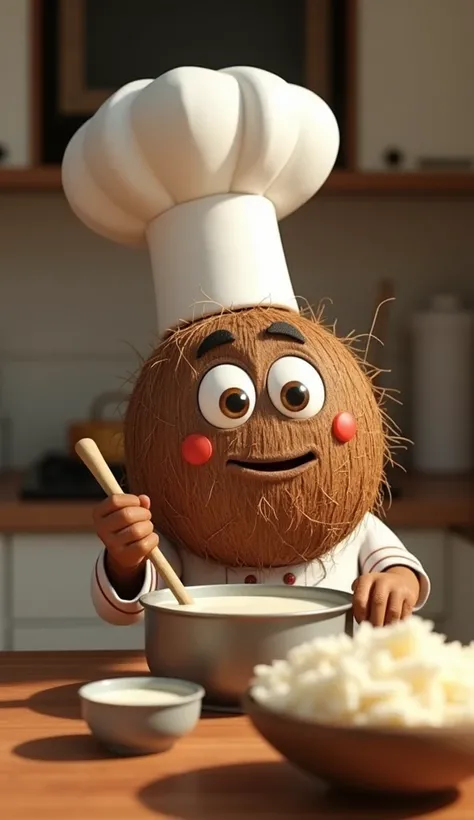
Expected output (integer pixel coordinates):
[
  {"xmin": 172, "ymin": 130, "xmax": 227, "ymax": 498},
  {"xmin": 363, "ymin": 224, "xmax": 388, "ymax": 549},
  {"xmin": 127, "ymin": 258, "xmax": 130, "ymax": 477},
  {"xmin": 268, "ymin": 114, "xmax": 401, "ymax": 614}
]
[
  {"xmin": 89, "ymin": 688, "xmax": 183, "ymax": 705},
  {"xmin": 159, "ymin": 595, "xmax": 329, "ymax": 615}
]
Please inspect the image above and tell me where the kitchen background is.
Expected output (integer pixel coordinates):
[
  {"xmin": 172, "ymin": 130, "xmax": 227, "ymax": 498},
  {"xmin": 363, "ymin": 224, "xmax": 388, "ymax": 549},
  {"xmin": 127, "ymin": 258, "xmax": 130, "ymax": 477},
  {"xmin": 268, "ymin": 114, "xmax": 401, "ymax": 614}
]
[
  {"xmin": 0, "ymin": 0, "xmax": 473, "ymax": 652},
  {"xmin": 1, "ymin": 194, "xmax": 473, "ymax": 466}
]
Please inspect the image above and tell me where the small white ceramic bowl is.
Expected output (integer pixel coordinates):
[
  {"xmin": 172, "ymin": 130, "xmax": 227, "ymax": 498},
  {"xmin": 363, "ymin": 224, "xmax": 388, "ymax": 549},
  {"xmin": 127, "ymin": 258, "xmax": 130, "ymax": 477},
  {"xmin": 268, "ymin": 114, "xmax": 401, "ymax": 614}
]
[{"xmin": 79, "ymin": 676, "xmax": 205, "ymax": 756}]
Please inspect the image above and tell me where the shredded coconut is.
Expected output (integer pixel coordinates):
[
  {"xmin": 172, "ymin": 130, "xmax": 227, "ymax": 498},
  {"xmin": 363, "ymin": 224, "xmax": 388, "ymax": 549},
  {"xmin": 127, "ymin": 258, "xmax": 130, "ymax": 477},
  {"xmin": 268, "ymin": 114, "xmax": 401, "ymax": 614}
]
[{"xmin": 250, "ymin": 617, "xmax": 474, "ymax": 727}]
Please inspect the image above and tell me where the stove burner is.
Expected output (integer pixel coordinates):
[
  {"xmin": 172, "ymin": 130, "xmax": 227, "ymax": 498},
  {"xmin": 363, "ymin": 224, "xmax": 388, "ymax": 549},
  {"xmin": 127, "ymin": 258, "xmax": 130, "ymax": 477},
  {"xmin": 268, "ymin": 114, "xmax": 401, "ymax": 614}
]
[{"xmin": 20, "ymin": 453, "xmax": 127, "ymax": 500}]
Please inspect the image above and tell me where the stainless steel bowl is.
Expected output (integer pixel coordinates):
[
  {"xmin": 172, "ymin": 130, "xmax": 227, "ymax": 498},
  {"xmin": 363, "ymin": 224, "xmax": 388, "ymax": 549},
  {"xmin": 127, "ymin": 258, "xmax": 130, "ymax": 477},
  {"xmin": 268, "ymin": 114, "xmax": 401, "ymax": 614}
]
[{"xmin": 140, "ymin": 584, "xmax": 352, "ymax": 709}]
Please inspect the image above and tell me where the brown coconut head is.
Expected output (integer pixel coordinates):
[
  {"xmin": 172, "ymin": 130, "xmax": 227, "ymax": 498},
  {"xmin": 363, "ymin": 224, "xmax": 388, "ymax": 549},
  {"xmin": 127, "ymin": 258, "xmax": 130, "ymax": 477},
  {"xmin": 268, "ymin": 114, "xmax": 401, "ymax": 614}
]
[{"xmin": 125, "ymin": 306, "xmax": 388, "ymax": 568}]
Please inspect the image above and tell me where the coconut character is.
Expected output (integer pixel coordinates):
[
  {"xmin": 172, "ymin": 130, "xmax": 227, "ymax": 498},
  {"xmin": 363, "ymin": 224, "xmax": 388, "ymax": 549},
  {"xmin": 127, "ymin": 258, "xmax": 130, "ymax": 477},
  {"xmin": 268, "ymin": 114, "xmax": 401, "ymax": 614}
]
[{"xmin": 62, "ymin": 66, "xmax": 430, "ymax": 627}]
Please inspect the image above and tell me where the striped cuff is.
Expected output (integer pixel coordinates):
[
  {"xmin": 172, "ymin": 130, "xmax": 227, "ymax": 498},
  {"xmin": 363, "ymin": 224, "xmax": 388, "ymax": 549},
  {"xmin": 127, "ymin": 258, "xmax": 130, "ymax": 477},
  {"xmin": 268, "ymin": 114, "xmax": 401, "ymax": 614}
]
[
  {"xmin": 361, "ymin": 546, "xmax": 431, "ymax": 610},
  {"xmin": 95, "ymin": 551, "xmax": 157, "ymax": 615}
]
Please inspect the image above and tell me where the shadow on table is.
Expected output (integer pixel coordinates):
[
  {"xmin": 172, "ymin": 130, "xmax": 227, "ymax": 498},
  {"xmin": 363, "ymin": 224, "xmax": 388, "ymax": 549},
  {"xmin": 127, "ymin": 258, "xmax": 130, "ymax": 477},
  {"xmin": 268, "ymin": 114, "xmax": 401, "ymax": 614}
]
[
  {"xmin": 28, "ymin": 682, "xmax": 87, "ymax": 719},
  {"xmin": 138, "ymin": 762, "xmax": 459, "ymax": 819},
  {"xmin": 0, "ymin": 682, "xmax": 87, "ymax": 719},
  {"xmin": 25, "ymin": 674, "xmax": 153, "ymax": 720},
  {"xmin": 13, "ymin": 734, "xmax": 113, "ymax": 762},
  {"xmin": 19, "ymin": 681, "xmax": 240, "ymax": 721}
]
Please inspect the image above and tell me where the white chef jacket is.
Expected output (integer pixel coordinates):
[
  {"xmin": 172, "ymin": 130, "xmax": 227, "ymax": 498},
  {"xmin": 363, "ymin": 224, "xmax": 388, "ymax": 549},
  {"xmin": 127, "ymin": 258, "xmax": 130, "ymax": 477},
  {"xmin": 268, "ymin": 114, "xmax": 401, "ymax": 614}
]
[{"xmin": 91, "ymin": 513, "xmax": 431, "ymax": 626}]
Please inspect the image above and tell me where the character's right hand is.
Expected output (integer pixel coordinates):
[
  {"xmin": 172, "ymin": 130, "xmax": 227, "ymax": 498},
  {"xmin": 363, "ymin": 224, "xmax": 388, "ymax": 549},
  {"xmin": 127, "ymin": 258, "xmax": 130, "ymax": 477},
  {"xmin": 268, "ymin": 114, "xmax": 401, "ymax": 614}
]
[{"xmin": 93, "ymin": 494, "xmax": 159, "ymax": 580}]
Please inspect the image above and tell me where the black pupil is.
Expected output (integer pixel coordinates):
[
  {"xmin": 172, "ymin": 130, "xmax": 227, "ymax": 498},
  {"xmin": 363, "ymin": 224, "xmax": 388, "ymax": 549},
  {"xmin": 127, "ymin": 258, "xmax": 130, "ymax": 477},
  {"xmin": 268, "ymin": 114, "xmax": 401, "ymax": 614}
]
[
  {"xmin": 226, "ymin": 391, "xmax": 248, "ymax": 414},
  {"xmin": 286, "ymin": 384, "xmax": 307, "ymax": 407}
]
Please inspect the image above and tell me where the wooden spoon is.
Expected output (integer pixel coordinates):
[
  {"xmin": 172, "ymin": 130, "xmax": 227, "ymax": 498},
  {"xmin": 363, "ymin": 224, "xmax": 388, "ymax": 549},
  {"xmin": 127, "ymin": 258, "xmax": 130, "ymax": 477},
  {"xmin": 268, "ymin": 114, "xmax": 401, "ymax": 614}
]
[{"xmin": 75, "ymin": 437, "xmax": 194, "ymax": 605}]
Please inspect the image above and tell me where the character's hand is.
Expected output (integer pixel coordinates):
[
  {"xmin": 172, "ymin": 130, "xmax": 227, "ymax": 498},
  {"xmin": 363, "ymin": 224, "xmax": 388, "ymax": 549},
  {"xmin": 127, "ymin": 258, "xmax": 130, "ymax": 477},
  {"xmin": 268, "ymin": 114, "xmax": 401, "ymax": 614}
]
[
  {"xmin": 351, "ymin": 566, "xmax": 420, "ymax": 627},
  {"xmin": 93, "ymin": 493, "xmax": 159, "ymax": 585}
]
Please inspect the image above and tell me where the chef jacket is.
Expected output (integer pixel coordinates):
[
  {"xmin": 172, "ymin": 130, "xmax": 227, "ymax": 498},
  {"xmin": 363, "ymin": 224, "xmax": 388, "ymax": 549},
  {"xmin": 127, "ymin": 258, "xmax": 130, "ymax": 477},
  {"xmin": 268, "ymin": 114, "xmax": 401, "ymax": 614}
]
[{"xmin": 91, "ymin": 512, "xmax": 430, "ymax": 625}]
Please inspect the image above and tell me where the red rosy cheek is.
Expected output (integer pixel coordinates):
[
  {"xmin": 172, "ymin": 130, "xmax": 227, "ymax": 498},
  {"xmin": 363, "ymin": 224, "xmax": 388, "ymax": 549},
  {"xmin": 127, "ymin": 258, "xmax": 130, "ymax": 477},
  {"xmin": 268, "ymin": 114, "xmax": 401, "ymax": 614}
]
[
  {"xmin": 332, "ymin": 412, "xmax": 357, "ymax": 443},
  {"xmin": 181, "ymin": 433, "xmax": 213, "ymax": 465}
]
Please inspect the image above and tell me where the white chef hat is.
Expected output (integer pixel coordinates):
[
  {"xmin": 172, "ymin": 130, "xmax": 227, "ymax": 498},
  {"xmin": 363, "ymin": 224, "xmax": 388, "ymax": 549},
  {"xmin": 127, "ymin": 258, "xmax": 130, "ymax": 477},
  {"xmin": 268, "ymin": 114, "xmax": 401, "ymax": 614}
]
[{"xmin": 62, "ymin": 66, "xmax": 339, "ymax": 337}]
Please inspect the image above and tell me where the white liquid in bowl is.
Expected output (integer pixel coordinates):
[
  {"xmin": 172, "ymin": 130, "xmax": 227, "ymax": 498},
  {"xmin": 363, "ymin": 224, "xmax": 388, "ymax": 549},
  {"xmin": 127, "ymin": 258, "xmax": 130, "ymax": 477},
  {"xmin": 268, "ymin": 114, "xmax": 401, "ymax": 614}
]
[
  {"xmin": 88, "ymin": 688, "xmax": 184, "ymax": 705},
  {"xmin": 159, "ymin": 595, "xmax": 330, "ymax": 615}
]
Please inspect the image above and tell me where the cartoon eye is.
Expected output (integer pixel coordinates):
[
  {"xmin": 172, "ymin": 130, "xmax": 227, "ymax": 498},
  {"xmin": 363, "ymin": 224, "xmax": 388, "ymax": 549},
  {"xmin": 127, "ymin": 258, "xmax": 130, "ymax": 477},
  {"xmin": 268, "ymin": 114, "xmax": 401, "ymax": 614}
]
[
  {"xmin": 198, "ymin": 364, "xmax": 256, "ymax": 429},
  {"xmin": 267, "ymin": 356, "xmax": 325, "ymax": 419}
]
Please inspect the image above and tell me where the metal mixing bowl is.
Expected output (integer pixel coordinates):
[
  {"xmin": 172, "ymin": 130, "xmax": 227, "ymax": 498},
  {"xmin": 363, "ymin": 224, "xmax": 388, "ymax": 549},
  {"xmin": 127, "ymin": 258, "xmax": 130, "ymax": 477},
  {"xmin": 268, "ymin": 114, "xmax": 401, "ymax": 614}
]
[{"xmin": 140, "ymin": 584, "xmax": 352, "ymax": 709}]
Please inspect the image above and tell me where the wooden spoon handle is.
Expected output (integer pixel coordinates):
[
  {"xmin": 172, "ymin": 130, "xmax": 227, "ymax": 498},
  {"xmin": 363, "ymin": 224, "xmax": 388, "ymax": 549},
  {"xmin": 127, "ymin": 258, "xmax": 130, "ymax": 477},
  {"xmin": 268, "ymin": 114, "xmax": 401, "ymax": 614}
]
[
  {"xmin": 75, "ymin": 438, "xmax": 193, "ymax": 605},
  {"xmin": 75, "ymin": 437, "xmax": 123, "ymax": 496}
]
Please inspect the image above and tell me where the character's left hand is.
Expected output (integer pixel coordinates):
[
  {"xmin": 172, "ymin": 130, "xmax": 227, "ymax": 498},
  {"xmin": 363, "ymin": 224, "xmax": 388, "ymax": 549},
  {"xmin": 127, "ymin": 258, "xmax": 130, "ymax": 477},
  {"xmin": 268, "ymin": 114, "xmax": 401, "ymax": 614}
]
[{"xmin": 351, "ymin": 566, "xmax": 420, "ymax": 626}]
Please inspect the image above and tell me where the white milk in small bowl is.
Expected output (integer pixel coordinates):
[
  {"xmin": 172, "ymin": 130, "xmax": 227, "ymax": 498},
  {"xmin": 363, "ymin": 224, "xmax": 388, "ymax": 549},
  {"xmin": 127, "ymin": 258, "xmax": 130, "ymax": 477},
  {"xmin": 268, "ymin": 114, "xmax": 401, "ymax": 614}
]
[
  {"xmin": 79, "ymin": 676, "xmax": 204, "ymax": 755},
  {"xmin": 140, "ymin": 584, "xmax": 353, "ymax": 710}
]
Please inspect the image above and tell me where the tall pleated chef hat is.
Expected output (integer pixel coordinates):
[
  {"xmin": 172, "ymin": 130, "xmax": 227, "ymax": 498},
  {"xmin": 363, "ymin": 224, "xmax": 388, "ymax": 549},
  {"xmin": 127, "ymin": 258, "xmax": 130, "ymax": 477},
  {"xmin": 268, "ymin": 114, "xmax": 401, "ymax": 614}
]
[{"xmin": 62, "ymin": 66, "xmax": 339, "ymax": 337}]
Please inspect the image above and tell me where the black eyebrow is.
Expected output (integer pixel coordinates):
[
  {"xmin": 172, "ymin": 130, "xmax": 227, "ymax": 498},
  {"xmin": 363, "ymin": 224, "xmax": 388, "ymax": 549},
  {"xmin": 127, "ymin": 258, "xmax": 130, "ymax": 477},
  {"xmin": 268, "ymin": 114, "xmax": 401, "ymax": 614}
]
[
  {"xmin": 264, "ymin": 321, "xmax": 305, "ymax": 344},
  {"xmin": 196, "ymin": 329, "xmax": 236, "ymax": 359}
]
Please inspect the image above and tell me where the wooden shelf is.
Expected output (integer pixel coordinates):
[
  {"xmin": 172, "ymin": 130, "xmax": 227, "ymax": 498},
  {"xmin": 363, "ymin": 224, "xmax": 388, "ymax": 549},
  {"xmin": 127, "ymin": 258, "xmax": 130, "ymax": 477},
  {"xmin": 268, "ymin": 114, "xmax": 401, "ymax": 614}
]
[
  {"xmin": 325, "ymin": 171, "xmax": 474, "ymax": 196},
  {"xmin": 2, "ymin": 166, "xmax": 474, "ymax": 196},
  {"xmin": 0, "ymin": 166, "xmax": 62, "ymax": 190}
]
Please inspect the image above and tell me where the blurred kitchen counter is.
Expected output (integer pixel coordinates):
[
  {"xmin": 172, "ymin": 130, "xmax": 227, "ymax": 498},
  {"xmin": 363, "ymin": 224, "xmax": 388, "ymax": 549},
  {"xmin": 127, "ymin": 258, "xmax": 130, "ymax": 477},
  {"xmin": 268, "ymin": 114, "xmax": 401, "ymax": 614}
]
[
  {"xmin": 0, "ymin": 471, "xmax": 98, "ymax": 532},
  {"xmin": 0, "ymin": 471, "xmax": 472, "ymax": 534}
]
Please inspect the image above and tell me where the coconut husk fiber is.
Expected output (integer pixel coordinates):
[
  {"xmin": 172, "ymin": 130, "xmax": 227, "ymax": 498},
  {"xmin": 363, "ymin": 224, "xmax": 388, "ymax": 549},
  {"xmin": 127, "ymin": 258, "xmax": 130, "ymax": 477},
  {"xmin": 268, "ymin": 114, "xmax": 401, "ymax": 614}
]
[{"xmin": 125, "ymin": 306, "xmax": 390, "ymax": 569}]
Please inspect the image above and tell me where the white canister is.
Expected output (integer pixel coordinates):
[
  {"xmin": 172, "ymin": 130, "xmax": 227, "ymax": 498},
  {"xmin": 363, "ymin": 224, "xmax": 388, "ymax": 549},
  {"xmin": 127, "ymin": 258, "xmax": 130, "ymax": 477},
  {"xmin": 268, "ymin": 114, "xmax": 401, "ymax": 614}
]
[{"xmin": 411, "ymin": 293, "xmax": 473, "ymax": 474}]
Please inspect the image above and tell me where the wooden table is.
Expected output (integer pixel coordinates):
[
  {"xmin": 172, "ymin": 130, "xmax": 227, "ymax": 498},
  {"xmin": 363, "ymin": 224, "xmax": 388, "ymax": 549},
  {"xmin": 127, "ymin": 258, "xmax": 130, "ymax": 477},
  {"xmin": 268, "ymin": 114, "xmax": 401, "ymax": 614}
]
[{"xmin": 2, "ymin": 651, "xmax": 474, "ymax": 820}]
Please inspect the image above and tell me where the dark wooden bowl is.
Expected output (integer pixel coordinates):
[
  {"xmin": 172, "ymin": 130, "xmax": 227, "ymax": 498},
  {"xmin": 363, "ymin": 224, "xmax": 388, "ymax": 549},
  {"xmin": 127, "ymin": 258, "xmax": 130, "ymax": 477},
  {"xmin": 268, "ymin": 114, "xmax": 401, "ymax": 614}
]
[{"xmin": 243, "ymin": 691, "xmax": 474, "ymax": 794}]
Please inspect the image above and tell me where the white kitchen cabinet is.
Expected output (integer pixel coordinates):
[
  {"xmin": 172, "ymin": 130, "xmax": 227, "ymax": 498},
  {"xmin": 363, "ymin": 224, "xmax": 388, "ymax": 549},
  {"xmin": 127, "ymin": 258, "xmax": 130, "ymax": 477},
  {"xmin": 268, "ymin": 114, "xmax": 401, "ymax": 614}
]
[
  {"xmin": 0, "ymin": 535, "xmax": 6, "ymax": 649},
  {"xmin": 13, "ymin": 624, "xmax": 144, "ymax": 652},
  {"xmin": 11, "ymin": 534, "xmax": 143, "ymax": 650},
  {"xmin": 393, "ymin": 529, "xmax": 446, "ymax": 621},
  {"xmin": 0, "ymin": 0, "xmax": 31, "ymax": 167},
  {"xmin": 443, "ymin": 533, "xmax": 474, "ymax": 645},
  {"xmin": 357, "ymin": 0, "xmax": 474, "ymax": 171},
  {"xmin": 13, "ymin": 533, "xmax": 104, "ymax": 620}
]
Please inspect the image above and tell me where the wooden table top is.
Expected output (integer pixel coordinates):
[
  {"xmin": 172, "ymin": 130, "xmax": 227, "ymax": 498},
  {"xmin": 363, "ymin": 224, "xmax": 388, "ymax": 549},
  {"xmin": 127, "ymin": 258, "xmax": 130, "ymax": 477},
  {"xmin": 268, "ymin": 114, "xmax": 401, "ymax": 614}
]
[{"xmin": 1, "ymin": 651, "xmax": 474, "ymax": 819}]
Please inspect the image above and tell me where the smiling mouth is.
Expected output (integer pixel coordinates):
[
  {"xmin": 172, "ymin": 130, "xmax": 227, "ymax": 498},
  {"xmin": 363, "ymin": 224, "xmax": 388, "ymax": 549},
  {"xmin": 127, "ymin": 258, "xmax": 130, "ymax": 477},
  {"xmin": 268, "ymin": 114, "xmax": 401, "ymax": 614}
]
[{"xmin": 227, "ymin": 451, "xmax": 317, "ymax": 474}]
